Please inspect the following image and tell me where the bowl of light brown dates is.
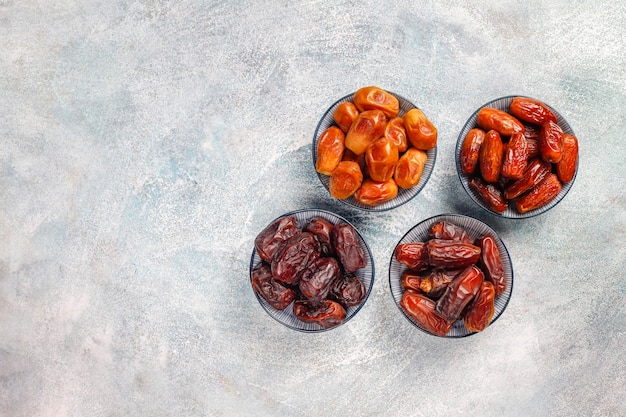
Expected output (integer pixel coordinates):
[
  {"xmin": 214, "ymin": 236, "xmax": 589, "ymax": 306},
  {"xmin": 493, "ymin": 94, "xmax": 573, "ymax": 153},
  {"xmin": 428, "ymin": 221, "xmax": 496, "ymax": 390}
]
[
  {"xmin": 250, "ymin": 209, "xmax": 374, "ymax": 332},
  {"xmin": 389, "ymin": 214, "xmax": 513, "ymax": 337},
  {"xmin": 456, "ymin": 96, "xmax": 579, "ymax": 218},
  {"xmin": 313, "ymin": 86, "xmax": 437, "ymax": 211}
]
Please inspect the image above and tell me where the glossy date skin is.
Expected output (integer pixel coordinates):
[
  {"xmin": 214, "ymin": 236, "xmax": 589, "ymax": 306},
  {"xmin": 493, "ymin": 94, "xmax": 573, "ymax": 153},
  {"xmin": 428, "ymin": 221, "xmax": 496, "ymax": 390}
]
[
  {"xmin": 479, "ymin": 129, "xmax": 504, "ymax": 183},
  {"xmin": 385, "ymin": 116, "xmax": 408, "ymax": 152},
  {"xmin": 293, "ymin": 299, "xmax": 346, "ymax": 329},
  {"xmin": 304, "ymin": 217, "xmax": 335, "ymax": 256},
  {"xmin": 354, "ymin": 178, "xmax": 398, "ymax": 206},
  {"xmin": 540, "ymin": 120, "xmax": 564, "ymax": 163},
  {"xmin": 429, "ymin": 221, "xmax": 473, "ymax": 244},
  {"xmin": 477, "ymin": 107, "xmax": 525, "ymax": 136},
  {"xmin": 329, "ymin": 161, "xmax": 363, "ymax": 200},
  {"xmin": 425, "ymin": 239, "xmax": 481, "ymax": 269},
  {"xmin": 459, "ymin": 128, "xmax": 485, "ymax": 175},
  {"xmin": 395, "ymin": 242, "xmax": 428, "ymax": 271},
  {"xmin": 271, "ymin": 232, "xmax": 321, "ymax": 285},
  {"xmin": 394, "ymin": 148, "xmax": 427, "ymax": 189},
  {"xmin": 557, "ymin": 134, "xmax": 578, "ymax": 183},
  {"xmin": 436, "ymin": 265, "xmax": 484, "ymax": 322},
  {"xmin": 477, "ymin": 234, "xmax": 506, "ymax": 296},
  {"xmin": 516, "ymin": 173, "xmax": 562, "ymax": 214},
  {"xmin": 365, "ymin": 137, "xmax": 399, "ymax": 182},
  {"xmin": 353, "ymin": 86, "xmax": 400, "ymax": 118},
  {"xmin": 400, "ymin": 290, "xmax": 452, "ymax": 337},
  {"xmin": 404, "ymin": 108, "xmax": 438, "ymax": 151},
  {"xmin": 463, "ymin": 281, "xmax": 495, "ymax": 332},
  {"xmin": 504, "ymin": 158, "xmax": 551, "ymax": 200},
  {"xmin": 501, "ymin": 131, "xmax": 528, "ymax": 180},
  {"xmin": 419, "ymin": 268, "xmax": 460, "ymax": 299},
  {"xmin": 345, "ymin": 109, "xmax": 387, "ymax": 155},
  {"xmin": 251, "ymin": 262, "xmax": 296, "ymax": 310},
  {"xmin": 299, "ymin": 257, "xmax": 341, "ymax": 301},
  {"xmin": 333, "ymin": 101, "xmax": 360, "ymax": 133},
  {"xmin": 509, "ymin": 97, "xmax": 557, "ymax": 125},
  {"xmin": 331, "ymin": 222, "xmax": 367, "ymax": 273},
  {"xmin": 469, "ymin": 177, "xmax": 508, "ymax": 213},
  {"xmin": 315, "ymin": 126, "xmax": 345, "ymax": 176},
  {"xmin": 400, "ymin": 269, "xmax": 424, "ymax": 293},
  {"xmin": 254, "ymin": 216, "xmax": 301, "ymax": 262},
  {"xmin": 330, "ymin": 272, "xmax": 367, "ymax": 307}
]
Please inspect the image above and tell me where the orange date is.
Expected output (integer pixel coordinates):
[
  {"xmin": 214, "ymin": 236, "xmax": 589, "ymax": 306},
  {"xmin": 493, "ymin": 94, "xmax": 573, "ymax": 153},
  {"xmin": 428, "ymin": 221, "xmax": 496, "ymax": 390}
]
[
  {"xmin": 384, "ymin": 117, "xmax": 408, "ymax": 152},
  {"xmin": 479, "ymin": 130, "xmax": 504, "ymax": 183},
  {"xmin": 509, "ymin": 97, "xmax": 557, "ymax": 125},
  {"xmin": 353, "ymin": 178, "xmax": 398, "ymax": 206},
  {"xmin": 477, "ymin": 107, "xmax": 525, "ymax": 136},
  {"xmin": 365, "ymin": 137, "xmax": 399, "ymax": 182},
  {"xmin": 329, "ymin": 161, "xmax": 363, "ymax": 200},
  {"xmin": 394, "ymin": 148, "xmax": 427, "ymax": 189},
  {"xmin": 353, "ymin": 86, "xmax": 400, "ymax": 118},
  {"xmin": 556, "ymin": 133, "xmax": 578, "ymax": 183},
  {"xmin": 463, "ymin": 281, "xmax": 495, "ymax": 332},
  {"xmin": 345, "ymin": 109, "xmax": 387, "ymax": 155},
  {"xmin": 540, "ymin": 120, "xmax": 564, "ymax": 163},
  {"xmin": 400, "ymin": 290, "xmax": 452, "ymax": 337},
  {"xmin": 459, "ymin": 128, "xmax": 485, "ymax": 175},
  {"xmin": 516, "ymin": 173, "xmax": 562, "ymax": 213},
  {"xmin": 315, "ymin": 126, "xmax": 345, "ymax": 176},
  {"xmin": 404, "ymin": 108, "xmax": 438, "ymax": 151},
  {"xmin": 333, "ymin": 101, "xmax": 360, "ymax": 134},
  {"xmin": 501, "ymin": 131, "xmax": 528, "ymax": 180}
]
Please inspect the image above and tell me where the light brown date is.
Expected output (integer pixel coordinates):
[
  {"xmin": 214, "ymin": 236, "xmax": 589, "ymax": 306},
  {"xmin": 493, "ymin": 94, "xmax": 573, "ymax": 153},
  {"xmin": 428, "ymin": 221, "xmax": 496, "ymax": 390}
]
[
  {"xmin": 429, "ymin": 221, "xmax": 473, "ymax": 244},
  {"xmin": 459, "ymin": 128, "xmax": 485, "ymax": 175},
  {"xmin": 509, "ymin": 97, "xmax": 557, "ymax": 125},
  {"xmin": 556, "ymin": 133, "xmax": 578, "ymax": 183},
  {"xmin": 395, "ymin": 242, "xmax": 428, "ymax": 271},
  {"xmin": 516, "ymin": 173, "xmax": 562, "ymax": 213},
  {"xmin": 315, "ymin": 126, "xmax": 345, "ymax": 176},
  {"xmin": 385, "ymin": 116, "xmax": 409, "ymax": 153},
  {"xmin": 365, "ymin": 137, "xmax": 399, "ymax": 182},
  {"xmin": 329, "ymin": 161, "xmax": 363, "ymax": 200},
  {"xmin": 476, "ymin": 234, "xmax": 506, "ymax": 296},
  {"xmin": 540, "ymin": 120, "xmax": 564, "ymax": 163},
  {"xmin": 479, "ymin": 130, "xmax": 504, "ymax": 183},
  {"xmin": 345, "ymin": 109, "xmax": 387, "ymax": 155},
  {"xmin": 404, "ymin": 108, "xmax": 438, "ymax": 151},
  {"xmin": 353, "ymin": 178, "xmax": 398, "ymax": 206},
  {"xmin": 463, "ymin": 281, "xmax": 495, "ymax": 332},
  {"xmin": 477, "ymin": 107, "xmax": 525, "ymax": 136},
  {"xmin": 501, "ymin": 131, "xmax": 528, "ymax": 180},
  {"xmin": 353, "ymin": 86, "xmax": 400, "ymax": 118},
  {"xmin": 504, "ymin": 158, "xmax": 551, "ymax": 200},
  {"xmin": 400, "ymin": 290, "xmax": 452, "ymax": 337},
  {"xmin": 394, "ymin": 148, "xmax": 427, "ymax": 189},
  {"xmin": 333, "ymin": 101, "xmax": 360, "ymax": 133}
]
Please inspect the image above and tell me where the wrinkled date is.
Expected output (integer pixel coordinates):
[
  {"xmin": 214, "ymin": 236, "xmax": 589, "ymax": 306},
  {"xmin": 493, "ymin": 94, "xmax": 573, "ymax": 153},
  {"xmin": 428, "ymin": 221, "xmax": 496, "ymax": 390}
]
[
  {"xmin": 317, "ymin": 86, "xmax": 438, "ymax": 206},
  {"xmin": 459, "ymin": 97, "xmax": 577, "ymax": 214},
  {"xmin": 253, "ymin": 216, "xmax": 369, "ymax": 330},
  {"xmin": 396, "ymin": 219, "xmax": 505, "ymax": 335},
  {"xmin": 293, "ymin": 299, "xmax": 346, "ymax": 329}
]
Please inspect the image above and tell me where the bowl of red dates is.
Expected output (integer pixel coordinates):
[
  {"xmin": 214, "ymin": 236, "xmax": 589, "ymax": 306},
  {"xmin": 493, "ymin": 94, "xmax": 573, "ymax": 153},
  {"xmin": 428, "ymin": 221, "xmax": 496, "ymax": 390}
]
[
  {"xmin": 313, "ymin": 86, "xmax": 437, "ymax": 211},
  {"xmin": 250, "ymin": 209, "xmax": 374, "ymax": 332},
  {"xmin": 456, "ymin": 96, "xmax": 579, "ymax": 218},
  {"xmin": 389, "ymin": 214, "xmax": 513, "ymax": 337}
]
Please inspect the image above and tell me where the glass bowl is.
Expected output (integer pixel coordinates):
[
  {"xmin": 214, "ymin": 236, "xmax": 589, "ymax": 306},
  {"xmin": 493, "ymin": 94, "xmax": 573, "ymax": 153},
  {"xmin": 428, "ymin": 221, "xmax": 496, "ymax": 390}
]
[
  {"xmin": 456, "ymin": 95, "xmax": 578, "ymax": 218},
  {"xmin": 313, "ymin": 91, "xmax": 437, "ymax": 211},
  {"xmin": 250, "ymin": 208, "xmax": 374, "ymax": 332},
  {"xmin": 389, "ymin": 213, "xmax": 513, "ymax": 337}
]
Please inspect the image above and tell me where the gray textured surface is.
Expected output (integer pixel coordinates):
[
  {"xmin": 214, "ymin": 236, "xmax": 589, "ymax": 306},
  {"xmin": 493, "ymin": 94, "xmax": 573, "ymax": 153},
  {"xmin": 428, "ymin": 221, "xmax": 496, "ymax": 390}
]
[{"xmin": 1, "ymin": 1, "xmax": 625, "ymax": 416}]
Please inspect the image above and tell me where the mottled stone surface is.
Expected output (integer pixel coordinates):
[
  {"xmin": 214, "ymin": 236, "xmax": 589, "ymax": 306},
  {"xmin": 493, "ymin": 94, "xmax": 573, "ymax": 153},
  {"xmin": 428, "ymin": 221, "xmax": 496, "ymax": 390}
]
[{"xmin": 1, "ymin": 1, "xmax": 625, "ymax": 416}]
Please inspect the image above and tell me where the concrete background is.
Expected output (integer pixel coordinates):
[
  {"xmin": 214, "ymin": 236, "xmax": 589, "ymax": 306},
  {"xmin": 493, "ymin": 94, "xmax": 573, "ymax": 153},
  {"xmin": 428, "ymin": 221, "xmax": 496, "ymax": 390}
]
[{"xmin": 1, "ymin": 1, "xmax": 624, "ymax": 416}]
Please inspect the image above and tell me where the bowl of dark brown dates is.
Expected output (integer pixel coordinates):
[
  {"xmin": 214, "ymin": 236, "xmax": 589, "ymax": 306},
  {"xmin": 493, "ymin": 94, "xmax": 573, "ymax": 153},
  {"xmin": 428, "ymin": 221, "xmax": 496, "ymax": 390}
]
[
  {"xmin": 251, "ymin": 209, "xmax": 374, "ymax": 332},
  {"xmin": 313, "ymin": 86, "xmax": 437, "ymax": 211},
  {"xmin": 389, "ymin": 214, "xmax": 513, "ymax": 337},
  {"xmin": 456, "ymin": 96, "xmax": 579, "ymax": 218}
]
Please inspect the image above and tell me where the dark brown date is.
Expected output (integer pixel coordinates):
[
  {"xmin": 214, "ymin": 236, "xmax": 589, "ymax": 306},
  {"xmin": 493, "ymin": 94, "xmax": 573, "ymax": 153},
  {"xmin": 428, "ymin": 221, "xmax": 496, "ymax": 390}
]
[
  {"xmin": 293, "ymin": 299, "xmax": 346, "ymax": 329},
  {"xmin": 436, "ymin": 265, "xmax": 484, "ymax": 322},
  {"xmin": 254, "ymin": 216, "xmax": 301, "ymax": 262},
  {"xmin": 425, "ymin": 239, "xmax": 481, "ymax": 269},
  {"xmin": 501, "ymin": 131, "xmax": 528, "ymax": 180},
  {"xmin": 271, "ymin": 232, "xmax": 320, "ymax": 285},
  {"xmin": 330, "ymin": 272, "xmax": 367, "ymax": 307},
  {"xmin": 429, "ymin": 220, "xmax": 473, "ymax": 244},
  {"xmin": 419, "ymin": 268, "xmax": 460, "ymax": 300},
  {"xmin": 400, "ymin": 269, "xmax": 424, "ymax": 293},
  {"xmin": 400, "ymin": 290, "xmax": 452, "ymax": 337},
  {"xmin": 331, "ymin": 222, "xmax": 367, "ymax": 273},
  {"xmin": 504, "ymin": 158, "xmax": 551, "ymax": 200},
  {"xmin": 476, "ymin": 234, "xmax": 506, "ymax": 297},
  {"xmin": 299, "ymin": 257, "xmax": 341, "ymax": 301},
  {"xmin": 251, "ymin": 262, "xmax": 296, "ymax": 310},
  {"xmin": 394, "ymin": 242, "xmax": 428, "ymax": 271},
  {"xmin": 468, "ymin": 177, "xmax": 508, "ymax": 213},
  {"xmin": 463, "ymin": 281, "xmax": 495, "ymax": 332},
  {"xmin": 304, "ymin": 217, "xmax": 335, "ymax": 256}
]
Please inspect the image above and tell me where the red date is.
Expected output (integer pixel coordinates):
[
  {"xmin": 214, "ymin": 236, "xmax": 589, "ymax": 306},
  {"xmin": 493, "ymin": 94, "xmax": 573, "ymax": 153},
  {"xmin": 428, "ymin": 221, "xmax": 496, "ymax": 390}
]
[
  {"xmin": 479, "ymin": 129, "xmax": 504, "ymax": 183},
  {"xmin": 419, "ymin": 268, "xmax": 460, "ymax": 299},
  {"xmin": 429, "ymin": 221, "xmax": 473, "ymax": 244},
  {"xmin": 330, "ymin": 272, "xmax": 367, "ymax": 307},
  {"xmin": 395, "ymin": 242, "xmax": 428, "ymax": 271},
  {"xmin": 459, "ymin": 128, "xmax": 485, "ymax": 175},
  {"xmin": 254, "ymin": 216, "xmax": 301, "ymax": 262},
  {"xmin": 251, "ymin": 262, "xmax": 296, "ymax": 310},
  {"xmin": 436, "ymin": 265, "xmax": 484, "ymax": 322},
  {"xmin": 509, "ymin": 97, "xmax": 557, "ymax": 125},
  {"xmin": 400, "ymin": 269, "xmax": 424, "ymax": 293},
  {"xmin": 516, "ymin": 173, "xmax": 562, "ymax": 214},
  {"xmin": 504, "ymin": 158, "xmax": 551, "ymax": 200},
  {"xmin": 425, "ymin": 239, "xmax": 481, "ymax": 269},
  {"xmin": 540, "ymin": 120, "xmax": 564, "ymax": 163},
  {"xmin": 468, "ymin": 177, "xmax": 508, "ymax": 214},
  {"xmin": 400, "ymin": 290, "xmax": 452, "ymax": 337},
  {"xmin": 476, "ymin": 234, "xmax": 506, "ymax": 296},
  {"xmin": 293, "ymin": 299, "xmax": 346, "ymax": 329},
  {"xmin": 501, "ymin": 131, "xmax": 528, "ymax": 180},
  {"xmin": 463, "ymin": 281, "xmax": 495, "ymax": 332},
  {"xmin": 271, "ymin": 232, "xmax": 320, "ymax": 285},
  {"xmin": 299, "ymin": 257, "xmax": 341, "ymax": 301},
  {"xmin": 331, "ymin": 222, "xmax": 367, "ymax": 273}
]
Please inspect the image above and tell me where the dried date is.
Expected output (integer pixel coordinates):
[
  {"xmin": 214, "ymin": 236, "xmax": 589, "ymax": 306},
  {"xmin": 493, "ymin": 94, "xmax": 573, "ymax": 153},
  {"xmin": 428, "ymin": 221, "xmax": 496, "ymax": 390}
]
[
  {"xmin": 254, "ymin": 215, "xmax": 301, "ymax": 262},
  {"xmin": 331, "ymin": 222, "xmax": 367, "ymax": 273},
  {"xmin": 251, "ymin": 262, "xmax": 296, "ymax": 310},
  {"xmin": 425, "ymin": 239, "xmax": 481, "ymax": 269},
  {"xmin": 353, "ymin": 86, "xmax": 400, "ymax": 118},
  {"xmin": 429, "ymin": 220, "xmax": 473, "ymax": 244},
  {"xmin": 459, "ymin": 128, "xmax": 485, "ymax": 175},
  {"xmin": 271, "ymin": 232, "xmax": 321, "ymax": 285},
  {"xmin": 479, "ymin": 129, "xmax": 504, "ymax": 183},
  {"xmin": 468, "ymin": 177, "xmax": 508, "ymax": 213},
  {"xmin": 330, "ymin": 272, "xmax": 367, "ymax": 307},
  {"xmin": 509, "ymin": 97, "xmax": 557, "ymax": 125},
  {"xmin": 516, "ymin": 173, "xmax": 562, "ymax": 214},
  {"xmin": 400, "ymin": 290, "xmax": 452, "ymax": 337},
  {"xmin": 476, "ymin": 234, "xmax": 506, "ymax": 296},
  {"xmin": 477, "ymin": 107, "xmax": 524, "ymax": 136},
  {"xmin": 299, "ymin": 257, "xmax": 341, "ymax": 301},
  {"xmin": 293, "ymin": 299, "xmax": 346, "ymax": 329},
  {"xmin": 304, "ymin": 217, "xmax": 335, "ymax": 256},
  {"xmin": 436, "ymin": 265, "xmax": 484, "ymax": 322},
  {"xmin": 463, "ymin": 281, "xmax": 495, "ymax": 332},
  {"xmin": 395, "ymin": 242, "xmax": 428, "ymax": 271},
  {"xmin": 501, "ymin": 131, "xmax": 528, "ymax": 180}
]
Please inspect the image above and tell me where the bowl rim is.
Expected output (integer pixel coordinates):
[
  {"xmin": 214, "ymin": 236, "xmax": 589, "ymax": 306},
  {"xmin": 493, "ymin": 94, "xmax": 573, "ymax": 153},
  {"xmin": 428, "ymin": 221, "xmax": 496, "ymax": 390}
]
[
  {"xmin": 455, "ymin": 95, "xmax": 578, "ymax": 219},
  {"xmin": 250, "ymin": 208, "xmax": 375, "ymax": 333},
  {"xmin": 312, "ymin": 90, "xmax": 437, "ymax": 212},
  {"xmin": 388, "ymin": 213, "xmax": 514, "ymax": 338}
]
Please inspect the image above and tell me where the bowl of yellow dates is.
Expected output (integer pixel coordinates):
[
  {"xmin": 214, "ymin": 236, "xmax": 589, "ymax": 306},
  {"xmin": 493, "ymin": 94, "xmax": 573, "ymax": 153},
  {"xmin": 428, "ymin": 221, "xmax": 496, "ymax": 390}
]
[{"xmin": 313, "ymin": 86, "xmax": 437, "ymax": 211}]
